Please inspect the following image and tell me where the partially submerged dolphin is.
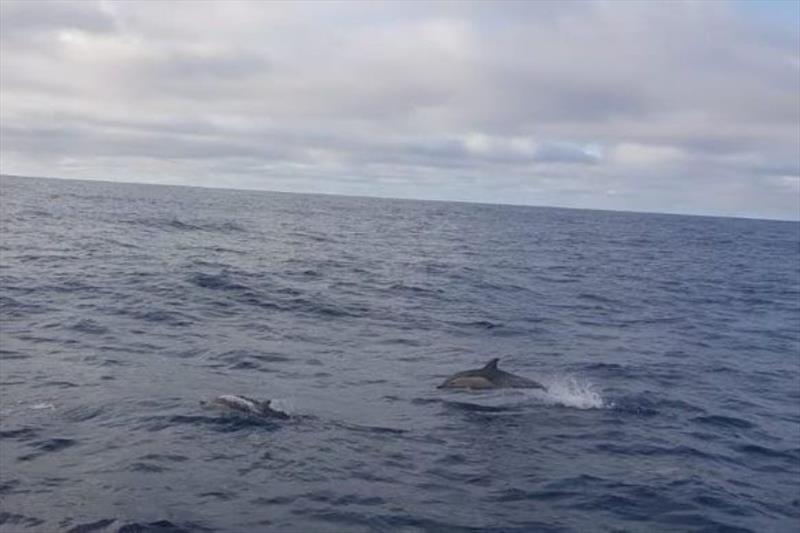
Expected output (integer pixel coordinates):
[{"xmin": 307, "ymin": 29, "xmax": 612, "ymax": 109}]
[
  {"xmin": 437, "ymin": 358, "xmax": 547, "ymax": 391},
  {"xmin": 201, "ymin": 395, "xmax": 289, "ymax": 420}
]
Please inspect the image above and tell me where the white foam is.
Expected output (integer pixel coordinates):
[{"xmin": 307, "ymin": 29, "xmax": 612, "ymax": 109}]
[
  {"xmin": 30, "ymin": 402, "xmax": 55, "ymax": 410},
  {"xmin": 268, "ymin": 398, "xmax": 296, "ymax": 415},
  {"xmin": 534, "ymin": 375, "xmax": 606, "ymax": 409}
]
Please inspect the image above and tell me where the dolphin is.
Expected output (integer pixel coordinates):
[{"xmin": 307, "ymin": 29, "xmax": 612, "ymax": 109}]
[
  {"xmin": 201, "ymin": 394, "xmax": 289, "ymax": 420},
  {"xmin": 437, "ymin": 358, "xmax": 547, "ymax": 391}
]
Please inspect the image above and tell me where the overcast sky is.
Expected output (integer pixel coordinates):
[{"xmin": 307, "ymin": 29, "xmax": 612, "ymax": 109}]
[{"xmin": 1, "ymin": 0, "xmax": 798, "ymax": 219}]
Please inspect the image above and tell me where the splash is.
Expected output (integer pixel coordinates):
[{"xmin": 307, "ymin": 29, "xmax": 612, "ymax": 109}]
[
  {"xmin": 534, "ymin": 376, "xmax": 606, "ymax": 409},
  {"xmin": 268, "ymin": 398, "xmax": 296, "ymax": 416}
]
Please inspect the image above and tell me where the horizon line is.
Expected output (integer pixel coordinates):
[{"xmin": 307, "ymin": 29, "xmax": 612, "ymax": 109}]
[{"xmin": 1, "ymin": 173, "xmax": 797, "ymax": 223}]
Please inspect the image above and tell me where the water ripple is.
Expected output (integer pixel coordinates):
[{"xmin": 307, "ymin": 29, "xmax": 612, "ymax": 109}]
[{"xmin": 1, "ymin": 176, "xmax": 797, "ymax": 533}]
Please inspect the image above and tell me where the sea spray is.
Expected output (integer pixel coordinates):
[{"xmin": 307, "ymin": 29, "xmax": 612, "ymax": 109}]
[{"xmin": 535, "ymin": 375, "xmax": 606, "ymax": 409}]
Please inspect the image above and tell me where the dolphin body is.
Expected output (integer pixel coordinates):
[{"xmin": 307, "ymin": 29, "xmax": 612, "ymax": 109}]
[
  {"xmin": 202, "ymin": 395, "xmax": 289, "ymax": 420},
  {"xmin": 437, "ymin": 358, "xmax": 547, "ymax": 391}
]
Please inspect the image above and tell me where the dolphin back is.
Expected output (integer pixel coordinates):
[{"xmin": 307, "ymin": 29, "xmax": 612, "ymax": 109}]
[
  {"xmin": 494, "ymin": 372, "xmax": 547, "ymax": 390},
  {"xmin": 206, "ymin": 395, "xmax": 290, "ymax": 419},
  {"xmin": 438, "ymin": 358, "xmax": 547, "ymax": 391}
]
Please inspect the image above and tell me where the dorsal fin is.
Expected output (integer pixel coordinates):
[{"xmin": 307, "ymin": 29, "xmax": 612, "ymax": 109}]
[{"xmin": 483, "ymin": 358, "xmax": 499, "ymax": 370}]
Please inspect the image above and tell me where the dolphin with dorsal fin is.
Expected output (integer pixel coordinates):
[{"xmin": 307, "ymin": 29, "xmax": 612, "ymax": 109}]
[
  {"xmin": 201, "ymin": 395, "xmax": 290, "ymax": 419},
  {"xmin": 437, "ymin": 358, "xmax": 547, "ymax": 391}
]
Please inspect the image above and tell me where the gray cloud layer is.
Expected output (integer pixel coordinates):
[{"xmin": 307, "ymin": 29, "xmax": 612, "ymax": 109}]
[{"xmin": 1, "ymin": 0, "xmax": 798, "ymax": 219}]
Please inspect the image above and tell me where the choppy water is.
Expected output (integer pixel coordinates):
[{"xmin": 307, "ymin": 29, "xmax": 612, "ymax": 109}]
[{"xmin": 1, "ymin": 175, "xmax": 798, "ymax": 533}]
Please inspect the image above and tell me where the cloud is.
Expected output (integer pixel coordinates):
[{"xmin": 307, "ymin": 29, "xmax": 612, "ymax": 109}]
[
  {"xmin": 0, "ymin": 0, "xmax": 798, "ymax": 219},
  {"xmin": 0, "ymin": 0, "xmax": 116, "ymax": 38},
  {"xmin": 612, "ymin": 143, "xmax": 685, "ymax": 167}
]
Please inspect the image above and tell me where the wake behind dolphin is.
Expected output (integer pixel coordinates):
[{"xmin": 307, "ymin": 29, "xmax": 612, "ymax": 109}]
[{"xmin": 437, "ymin": 358, "xmax": 547, "ymax": 391}]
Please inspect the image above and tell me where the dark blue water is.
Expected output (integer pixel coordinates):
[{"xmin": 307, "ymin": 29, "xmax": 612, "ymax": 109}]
[{"xmin": 1, "ymin": 175, "xmax": 798, "ymax": 533}]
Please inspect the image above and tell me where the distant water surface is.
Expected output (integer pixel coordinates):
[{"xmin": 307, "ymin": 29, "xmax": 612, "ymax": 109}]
[{"xmin": 1, "ymin": 175, "xmax": 798, "ymax": 532}]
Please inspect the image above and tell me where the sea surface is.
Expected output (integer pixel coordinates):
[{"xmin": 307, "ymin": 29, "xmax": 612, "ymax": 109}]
[{"xmin": 1, "ymin": 175, "xmax": 798, "ymax": 533}]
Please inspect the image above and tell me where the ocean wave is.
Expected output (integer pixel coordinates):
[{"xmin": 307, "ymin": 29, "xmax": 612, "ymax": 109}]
[
  {"xmin": 2, "ymin": 176, "xmax": 798, "ymax": 533},
  {"xmin": 692, "ymin": 414, "xmax": 757, "ymax": 430},
  {"xmin": 126, "ymin": 216, "xmax": 247, "ymax": 234}
]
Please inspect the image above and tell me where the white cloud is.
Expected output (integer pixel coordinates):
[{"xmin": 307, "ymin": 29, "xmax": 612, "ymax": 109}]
[
  {"xmin": 0, "ymin": 0, "xmax": 798, "ymax": 219},
  {"xmin": 612, "ymin": 143, "xmax": 686, "ymax": 166}
]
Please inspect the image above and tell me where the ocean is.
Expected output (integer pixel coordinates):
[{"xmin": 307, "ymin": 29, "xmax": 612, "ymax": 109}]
[{"xmin": 0, "ymin": 175, "xmax": 798, "ymax": 533}]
